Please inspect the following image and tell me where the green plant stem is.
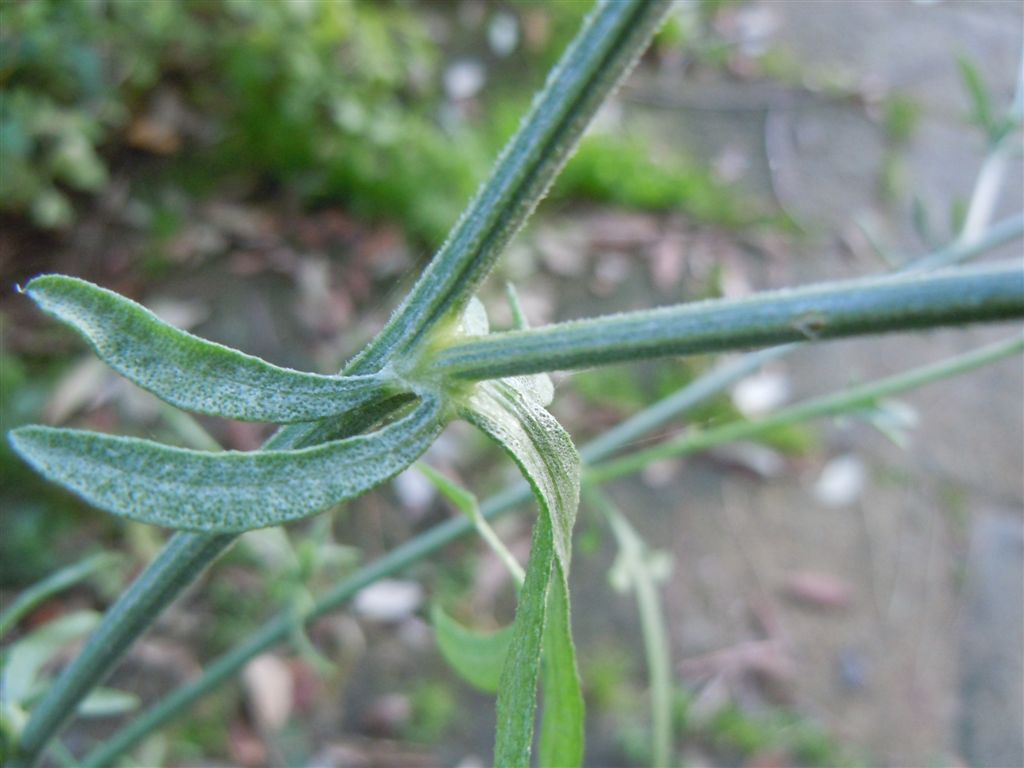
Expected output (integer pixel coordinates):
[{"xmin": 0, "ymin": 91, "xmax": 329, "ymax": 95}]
[
  {"xmin": 83, "ymin": 333, "xmax": 1022, "ymax": 766},
  {"xmin": 11, "ymin": 6, "xmax": 672, "ymax": 762},
  {"xmin": 417, "ymin": 462, "xmax": 526, "ymax": 586},
  {"xmin": 579, "ymin": 212, "xmax": 1023, "ymax": 464},
  {"xmin": 10, "ymin": 532, "xmax": 236, "ymax": 767},
  {"xmin": 580, "ymin": 345, "xmax": 795, "ymax": 464},
  {"xmin": 348, "ymin": 0, "xmax": 672, "ymax": 372},
  {"xmin": 584, "ymin": 485, "xmax": 673, "ymax": 768},
  {"xmin": 78, "ymin": 486, "xmax": 532, "ymax": 768},
  {"xmin": 8, "ymin": 404, "xmax": 395, "ymax": 768},
  {"xmin": 0, "ymin": 553, "xmax": 118, "ymax": 638},
  {"xmin": 431, "ymin": 263, "xmax": 1024, "ymax": 380},
  {"xmin": 587, "ymin": 333, "xmax": 1024, "ymax": 483}
]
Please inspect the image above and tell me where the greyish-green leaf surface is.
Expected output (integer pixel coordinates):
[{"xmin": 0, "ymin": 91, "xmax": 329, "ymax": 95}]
[
  {"xmin": 461, "ymin": 379, "xmax": 583, "ymax": 768},
  {"xmin": 431, "ymin": 604, "xmax": 514, "ymax": 694},
  {"xmin": 9, "ymin": 395, "xmax": 445, "ymax": 532},
  {"xmin": 24, "ymin": 275, "xmax": 397, "ymax": 423}
]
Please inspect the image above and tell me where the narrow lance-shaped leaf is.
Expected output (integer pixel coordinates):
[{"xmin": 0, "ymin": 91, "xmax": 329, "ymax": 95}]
[
  {"xmin": 8, "ymin": 395, "xmax": 445, "ymax": 532},
  {"xmin": 431, "ymin": 604, "xmax": 514, "ymax": 694},
  {"xmin": 2, "ymin": 611, "xmax": 101, "ymax": 705},
  {"xmin": 461, "ymin": 379, "xmax": 583, "ymax": 768},
  {"xmin": 23, "ymin": 275, "xmax": 398, "ymax": 423}
]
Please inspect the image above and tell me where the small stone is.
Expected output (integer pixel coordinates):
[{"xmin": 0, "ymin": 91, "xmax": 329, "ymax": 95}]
[{"xmin": 353, "ymin": 579, "xmax": 423, "ymax": 623}]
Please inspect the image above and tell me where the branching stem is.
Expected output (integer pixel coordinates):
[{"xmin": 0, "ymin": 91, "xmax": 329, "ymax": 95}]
[{"xmin": 81, "ymin": 333, "xmax": 1023, "ymax": 767}]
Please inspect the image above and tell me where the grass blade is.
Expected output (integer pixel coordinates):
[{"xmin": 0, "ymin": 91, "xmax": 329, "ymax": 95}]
[
  {"xmin": 24, "ymin": 275, "xmax": 396, "ymax": 423},
  {"xmin": 8, "ymin": 396, "xmax": 444, "ymax": 532}
]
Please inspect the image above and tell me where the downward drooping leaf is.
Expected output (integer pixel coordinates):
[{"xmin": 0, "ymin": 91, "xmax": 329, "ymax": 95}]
[
  {"xmin": 23, "ymin": 275, "xmax": 396, "ymax": 422},
  {"xmin": 461, "ymin": 379, "xmax": 583, "ymax": 768},
  {"xmin": 431, "ymin": 604, "xmax": 514, "ymax": 694},
  {"xmin": 9, "ymin": 395, "xmax": 445, "ymax": 532}
]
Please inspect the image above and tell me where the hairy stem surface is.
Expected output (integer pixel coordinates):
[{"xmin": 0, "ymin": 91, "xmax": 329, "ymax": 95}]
[
  {"xmin": 349, "ymin": 0, "xmax": 673, "ymax": 372},
  {"xmin": 431, "ymin": 264, "xmax": 1024, "ymax": 380}
]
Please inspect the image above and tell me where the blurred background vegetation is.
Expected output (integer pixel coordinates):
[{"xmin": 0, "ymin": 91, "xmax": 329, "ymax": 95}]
[
  {"xmin": 1, "ymin": 1, "xmax": 1021, "ymax": 766},
  {"xmin": 0, "ymin": 0, "xmax": 758, "ymax": 237}
]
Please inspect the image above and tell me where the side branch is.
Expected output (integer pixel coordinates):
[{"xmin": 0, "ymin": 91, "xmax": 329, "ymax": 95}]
[{"xmin": 430, "ymin": 264, "xmax": 1024, "ymax": 380}]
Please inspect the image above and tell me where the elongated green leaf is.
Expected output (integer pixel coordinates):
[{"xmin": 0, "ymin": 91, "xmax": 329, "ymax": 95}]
[
  {"xmin": 2, "ymin": 612, "xmax": 101, "ymax": 705},
  {"xmin": 539, "ymin": 573, "xmax": 584, "ymax": 768},
  {"xmin": 0, "ymin": 553, "xmax": 118, "ymax": 639},
  {"xmin": 9, "ymin": 395, "xmax": 445, "ymax": 532},
  {"xmin": 431, "ymin": 605, "xmax": 513, "ymax": 694},
  {"xmin": 461, "ymin": 379, "xmax": 583, "ymax": 768},
  {"xmin": 23, "ymin": 275, "xmax": 396, "ymax": 422},
  {"xmin": 956, "ymin": 55, "xmax": 996, "ymax": 135}
]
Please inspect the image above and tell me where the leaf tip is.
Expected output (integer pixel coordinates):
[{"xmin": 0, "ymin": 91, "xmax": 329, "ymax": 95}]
[
  {"xmin": 8, "ymin": 424, "xmax": 47, "ymax": 458},
  {"xmin": 22, "ymin": 273, "xmax": 73, "ymax": 309}
]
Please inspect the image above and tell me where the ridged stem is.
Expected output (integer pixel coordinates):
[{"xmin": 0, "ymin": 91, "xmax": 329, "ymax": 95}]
[
  {"xmin": 430, "ymin": 264, "xmax": 1024, "ymax": 380},
  {"xmin": 9, "ymin": 532, "xmax": 236, "ymax": 767},
  {"xmin": 348, "ymin": 0, "xmax": 673, "ymax": 371}
]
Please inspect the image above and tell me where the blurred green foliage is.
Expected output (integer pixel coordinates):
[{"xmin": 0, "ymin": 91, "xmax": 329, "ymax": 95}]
[
  {"xmin": 882, "ymin": 93, "xmax": 921, "ymax": 147},
  {"xmin": 1, "ymin": 0, "xmax": 455, "ymax": 235},
  {"xmin": 1, "ymin": 0, "xmax": 759, "ymax": 240}
]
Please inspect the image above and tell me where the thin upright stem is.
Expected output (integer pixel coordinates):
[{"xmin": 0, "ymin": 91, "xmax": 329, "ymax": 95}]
[
  {"xmin": 11, "ymin": 532, "xmax": 237, "ymax": 767},
  {"xmin": 348, "ymin": 0, "xmax": 673, "ymax": 372},
  {"xmin": 584, "ymin": 485, "xmax": 674, "ymax": 768},
  {"xmin": 430, "ymin": 264, "xmax": 1024, "ymax": 380}
]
